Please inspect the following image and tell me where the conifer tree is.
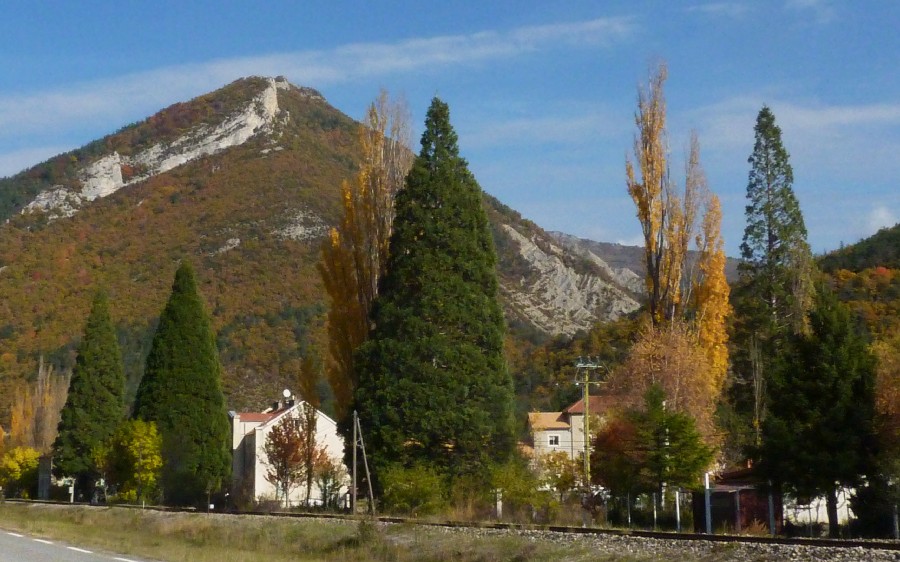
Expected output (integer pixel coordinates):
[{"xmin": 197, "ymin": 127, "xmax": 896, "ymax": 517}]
[
  {"xmin": 756, "ymin": 286, "xmax": 876, "ymax": 537},
  {"xmin": 728, "ymin": 106, "xmax": 816, "ymax": 456},
  {"xmin": 738, "ymin": 105, "xmax": 815, "ymax": 337},
  {"xmin": 354, "ymin": 98, "xmax": 515, "ymax": 488},
  {"xmin": 133, "ymin": 262, "xmax": 230, "ymax": 506},
  {"xmin": 53, "ymin": 290, "xmax": 125, "ymax": 497}
]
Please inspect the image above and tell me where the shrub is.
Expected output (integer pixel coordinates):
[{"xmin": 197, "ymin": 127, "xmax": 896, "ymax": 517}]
[
  {"xmin": 380, "ymin": 464, "xmax": 447, "ymax": 516},
  {"xmin": 0, "ymin": 446, "xmax": 41, "ymax": 498}
]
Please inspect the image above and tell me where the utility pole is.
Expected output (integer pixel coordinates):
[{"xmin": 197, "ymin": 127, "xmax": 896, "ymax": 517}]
[{"xmin": 574, "ymin": 356, "xmax": 607, "ymax": 523}]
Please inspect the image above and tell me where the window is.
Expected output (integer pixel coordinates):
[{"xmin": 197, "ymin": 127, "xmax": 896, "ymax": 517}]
[{"xmin": 548, "ymin": 435, "xmax": 560, "ymax": 447}]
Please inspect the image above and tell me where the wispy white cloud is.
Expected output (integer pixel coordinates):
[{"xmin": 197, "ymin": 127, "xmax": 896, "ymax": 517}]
[
  {"xmin": 867, "ymin": 205, "xmax": 898, "ymax": 234},
  {"xmin": 691, "ymin": 96, "xmax": 900, "ymax": 156},
  {"xmin": 685, "ymin": 2, "xmax": 749, "ymax": 18},
  {"xmin": 0, "ymin": 17, "xmax": 636, "ymax": 143},
  {"xmin": 786, "ymin": 0, "xmax": 836, "ymax": 25}
]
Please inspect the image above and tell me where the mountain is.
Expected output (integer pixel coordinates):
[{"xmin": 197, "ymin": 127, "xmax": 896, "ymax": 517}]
[
  {"xmin": 550, "ymin": 232, "xmax": 742, "ymax": 284},
  {"xmin": 819, "ymin": 223, "xmax": 900, "ymax": 273},
  {"xmin": 0, "ymin": 77, "xmax": 640, "ymax": 418}
]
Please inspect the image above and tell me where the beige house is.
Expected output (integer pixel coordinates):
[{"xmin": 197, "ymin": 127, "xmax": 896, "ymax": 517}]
[
  {"xmin": 527, "ymin": 395, "xmax": 617, "ymax": 463},
  {"xmin": 230, "ymin": 397, "xmax": 347, "ymax": 507}
]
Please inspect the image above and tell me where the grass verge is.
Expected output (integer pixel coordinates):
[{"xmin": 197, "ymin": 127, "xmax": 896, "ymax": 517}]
[{"xmin": 0, "ymin": 502, "xmax": 664, "ymax": 562}]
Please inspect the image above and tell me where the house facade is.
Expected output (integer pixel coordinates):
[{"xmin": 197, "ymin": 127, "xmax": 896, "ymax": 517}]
[
  {"xmin": 527, "ymin": 395, "xmax": 617, "ymax": 463},
  {"xmin": 230, "ymin": 398, "xmax": 347, "ymax": 507}
]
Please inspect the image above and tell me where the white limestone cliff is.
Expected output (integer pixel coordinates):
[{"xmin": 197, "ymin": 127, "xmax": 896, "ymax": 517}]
[
  {"xmin": 499, "ymin": 224, "xmax": 640, "ymax": 335},
  {"xmin": 23, "ymin": 77, "xmax": 293, "ymax": 219}
]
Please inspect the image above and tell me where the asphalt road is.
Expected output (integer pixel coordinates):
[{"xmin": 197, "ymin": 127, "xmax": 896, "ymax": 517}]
[{"xmin": 0, "ymin": 529, "xmax": 158, "ymax": 562}]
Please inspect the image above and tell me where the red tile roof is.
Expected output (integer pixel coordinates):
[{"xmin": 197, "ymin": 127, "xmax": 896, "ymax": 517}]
[
  {"xmin": 564, "ymin": 394, "xmax": 621, "ymax": 415},
  {"xmin": 237, "ymin": 412, "xmax": 279, "ymax": 423}
]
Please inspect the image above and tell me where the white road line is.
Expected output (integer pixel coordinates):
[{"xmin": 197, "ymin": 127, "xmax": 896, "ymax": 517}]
[
  {"xmin": 67, "ymin": 546, "xmax": 93, "ymax": 553},
  {"xmin": 34, "ymin": 538, "xmax": 53, "ymax": 544},
  {"xmin": 6, "ymin": 532, "xmax": 23, "ymax": 537},
  {"xmin": 114, "ymin": 558, "xmax": 141, "ymax": 562}
]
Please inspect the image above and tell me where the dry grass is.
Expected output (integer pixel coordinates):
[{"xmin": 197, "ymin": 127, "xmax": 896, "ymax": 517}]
[{"xmin": 0, "ymin": 502, "xmax": 656, "ymax": 562}]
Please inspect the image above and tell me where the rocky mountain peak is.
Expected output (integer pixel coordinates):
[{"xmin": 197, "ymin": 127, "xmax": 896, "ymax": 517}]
[{"xmin": 19, "ymin": 77, "xmax": 311, "ymax": 221}]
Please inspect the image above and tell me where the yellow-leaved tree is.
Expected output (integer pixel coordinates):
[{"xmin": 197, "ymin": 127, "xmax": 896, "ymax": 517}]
[
  {"xmin": 692, "ymin": 191, "xmax": 731, "ymax": 393},
  {"xmin": 319, "ymin": 91, "xmax": 412, "ymax": 418},
  {"xmin": 617, "ymin": 63, "xmax": 731, "ymax": 447},
  {"xmin": 7, "ymin": 356, "xmax": 69, "ymax": 452}
]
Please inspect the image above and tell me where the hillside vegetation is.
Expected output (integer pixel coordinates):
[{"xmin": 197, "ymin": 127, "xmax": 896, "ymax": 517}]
[
  {"xmin": 0, "ymin": 78, "xmax": 635, "ymax": 426},
  {"xmin": 0, "ymin": 78, "xmax": 358, "ymax": 416}
]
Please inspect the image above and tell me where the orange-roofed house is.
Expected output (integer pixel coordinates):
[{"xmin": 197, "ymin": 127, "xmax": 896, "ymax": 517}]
[{"xmin": 527, "ymin": 395, "xmax": 619, "ymax": 463}]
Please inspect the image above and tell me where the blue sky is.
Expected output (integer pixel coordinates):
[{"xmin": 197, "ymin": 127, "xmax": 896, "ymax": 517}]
[{"xmin": 1, "ymin": 1, "xmax": 898, "ymax": 255}]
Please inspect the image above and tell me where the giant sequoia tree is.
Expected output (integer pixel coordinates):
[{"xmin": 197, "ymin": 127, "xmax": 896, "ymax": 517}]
[
  {"xmin": 353, "ymin": 98, "xmax": 515, "ymax": 488},
  {"xmin": 53, "ymin": 290, "xmax": 125, "ymax": 497},
  {"xmin": 738, "ymin": 105, "xmax": 814, "ymax": 337},
  {"xmin": 727, "ymin": 106, "xmax": 816, "ymax": 455},
  {"xmin": 133, "ymin": 262, "xmax": 230, "ymax": 506}
]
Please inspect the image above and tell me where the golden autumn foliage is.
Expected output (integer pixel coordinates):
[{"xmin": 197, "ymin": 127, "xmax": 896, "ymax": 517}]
[
  {"xmin": 692, "ymin": 194, "xmax": 731, "ymax": 392},
  {"xmin": 623, "ymin": 63, "xmax": 730, "ymax": 434},
  {"xmin": 872, "ymin": 331, "xmax": 900, "ymax": 463},
  {"xmin": 626, "ymin": 63, "xmax": 670, "ymax": 324},
  {"xmin": 319, "ymin": 91, "xmax": 412, "ymax": 418},
  {"xmin": 7, "ymin": 357, "xmax": 69, "ymax": 453},
  {"xmin": 609, "ymin": 320, "xmax": 719, "ymax": 444}
]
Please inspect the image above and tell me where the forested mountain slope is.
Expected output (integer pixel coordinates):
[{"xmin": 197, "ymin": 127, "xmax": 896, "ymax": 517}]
[{"xmin": 0, "ymin": 77, "xmax": 641, "ymax": 419}]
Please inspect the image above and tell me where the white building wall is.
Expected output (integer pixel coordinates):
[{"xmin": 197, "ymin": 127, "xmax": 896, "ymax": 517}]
[
  {"xmin": 784, "ymin": 488, "xmax": 856, "ymax": 525},
  {"xmin": 233, "ymin": 402, "xmax": 348, "ymax": 507}
]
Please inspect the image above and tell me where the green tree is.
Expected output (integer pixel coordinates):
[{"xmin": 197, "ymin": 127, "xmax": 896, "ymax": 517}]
[
  {"xmin": 52, "ymin": 290, "xmax": 126, "ymax": 498},
  {"xmin": 133, "ymin": 262, "xmax": 230, "ymax": 506},
  {"xmin": 755, "ymin": 286, "xmax": 876, "ymax": 537},
  {"xmin": 738, "ymin": 105, "xmax": 814, "ymax": 336},
  {"xmin": 591, "ymin": 387, "xmax": 713, "ymax": 512},
  {"xmin": 728, "ymin": 105, "xmax": 816, "ymax": 458},
  {"xmin": 634, "ymin": 385, "xmax": 714, "ymax": 498},
  {"xmin": 353, "ymin": 98, "xmax": 515, "ymax": 490}
]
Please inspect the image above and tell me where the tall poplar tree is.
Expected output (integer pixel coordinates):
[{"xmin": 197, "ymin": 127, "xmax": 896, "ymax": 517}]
[
  {"xmin": 319, "ymin": 91, "xmax": 411, "ymax": 419},
  {"xmin": 756, "ymin": 286, "xmax": 876, "ymax": 537},
  {"xmin": 133, "ymin": 262, "xmax": 230, "ymax": 506},
  {"xmin": 354, "ymin": 98, "xmax": 515, "ymax": 488},
  {"xmin": 53, "ymin": 290, "xmax": 125, "ymax": 497},
  {"xmin": 622, "ymin": 64, "xmax": 730, "ymax": 443}
]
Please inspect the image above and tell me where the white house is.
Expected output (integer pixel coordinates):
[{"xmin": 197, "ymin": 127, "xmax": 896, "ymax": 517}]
[
  {"xmin": 230, "ymin": 396, "xmax": 347, "ymax": 507},
  {"xmin": 527, "ymin": 395, "xmax": 618, "ymax": 463}
]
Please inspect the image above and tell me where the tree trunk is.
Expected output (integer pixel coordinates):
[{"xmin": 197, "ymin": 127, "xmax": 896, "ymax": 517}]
[{"xmin": 826, "ymin": 488, "xmax": 840, "ymax": 538}]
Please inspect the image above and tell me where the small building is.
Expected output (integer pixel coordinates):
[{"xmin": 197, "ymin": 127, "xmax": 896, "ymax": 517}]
[
  {"xmin": 527, "ymin": 395, "xmax": 618, "ymax": 463},
  {"xmin": 230, "ymin": 396, "xmax": 347, "ymax": 507},
  {"xmin": 692, "ymin": 468, "xmax": 783, "ymax": 534}
]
